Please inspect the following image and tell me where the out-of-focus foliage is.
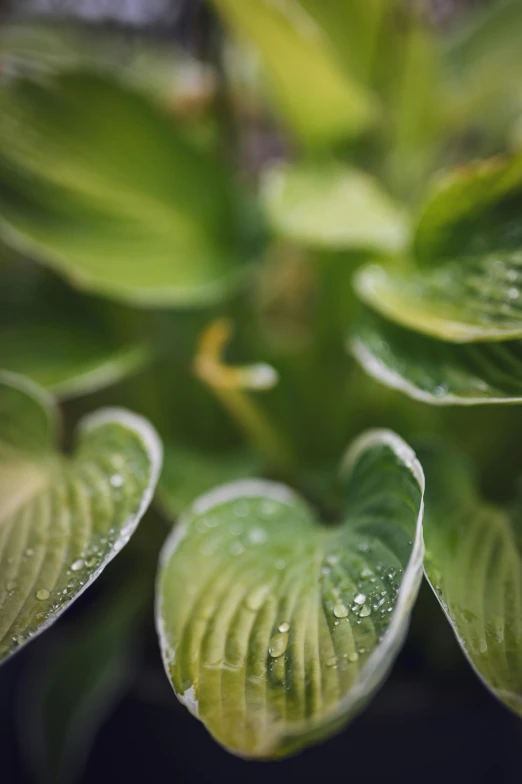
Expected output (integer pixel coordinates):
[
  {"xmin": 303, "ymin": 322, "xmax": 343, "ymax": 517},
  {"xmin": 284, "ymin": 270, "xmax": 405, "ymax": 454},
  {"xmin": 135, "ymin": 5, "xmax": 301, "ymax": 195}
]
[
  {"xmin": 421, "ymin": 441, "xmax": 522, "ymax": 718},
  {"xmin": 0, "ymin": 70, "xmax": 248, "ymax": 306},
  {"xmin": 1, "ymin": 0, "xmax": 522, "ymax": 769},
  {"xmin": 352, "ymin": 155, "xmax": 522, "ymax": 404}
]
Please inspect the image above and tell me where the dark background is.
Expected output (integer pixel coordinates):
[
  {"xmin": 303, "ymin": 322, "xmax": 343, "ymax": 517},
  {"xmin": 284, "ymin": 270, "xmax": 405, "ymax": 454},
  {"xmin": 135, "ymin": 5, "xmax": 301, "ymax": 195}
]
[{"xmin": 2, "ymin": 577, "xmax": 521, "ymax": 784}]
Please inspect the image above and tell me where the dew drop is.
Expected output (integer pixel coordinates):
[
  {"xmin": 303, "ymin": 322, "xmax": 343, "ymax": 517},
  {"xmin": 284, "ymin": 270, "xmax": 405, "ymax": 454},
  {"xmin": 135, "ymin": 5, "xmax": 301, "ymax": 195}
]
[
  {"xmin": 268, "ymin": 632, "xmax": 288, "ymax": 658},
  {"xmin": 278, "ymin": 621, "xmax": 290, "ymax": 633},
  {"xmin": 354, "ymin": 593, "xmax": 366, "ymax": 605},
  {"xmin": 25, "ymin": 548, "xmax": 34, "ymax": 557},
  {"xmin": 247, "ymin": 527, "xmax": 267, "ymax": 545},
  {"xmin": 333, "ymin": 603, "xmax": 349, "ymax": 619},
  {"xmin": 110, "ymin": 474, "xmax": 123, "ymax": 488},
  {"xmin": 85, "ymin": 556, "xmax": 97, "ymax": 568},
  {"xmin": 359, "ymin": 605, "xmax": 371, "ymax": 617},
  {"xmin": 326, "ymin": 656, "xmax": 338, "ymax": 668},
  {"xmin": 348, "ymin": 652, "xmax": 359, "ymax": 663},
  {"xmin": 275, "ymin": 559, "xmax": 286, "ymax": 570},
  {"xmin": 245, "ymin": 584, "xmax": 271, "ymax": 611},
  {"xmin": 360, "ymin": 567, "xmax": 373, "ymax": 579},
  {"xmin": 71, "ymin": 559, "xmax": 84, "ymax": 572},
  {"xmin": 508, "ymin": 287, "xmax": 519, "ymax": 300},
  {"xmin": 228, "ymin": 541, "xmax": 244, "ymax": 556},
  {"xmin": 261, "ymin": 500, "xmax": 277, "ymax": 517},
  {"xmin": 434, "ymin": 384, "xmax": 448, "ymax": 397},
  {"xmin": 36, "ymin": 589, "xmax": 50, "ymax": 601}
]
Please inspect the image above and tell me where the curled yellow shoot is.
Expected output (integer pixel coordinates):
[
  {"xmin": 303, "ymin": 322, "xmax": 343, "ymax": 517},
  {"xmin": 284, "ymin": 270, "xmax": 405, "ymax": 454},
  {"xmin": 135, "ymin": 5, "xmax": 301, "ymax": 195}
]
[{"xmin": 193, "ymin": 319, "xmax": 293, "ymax": 475}]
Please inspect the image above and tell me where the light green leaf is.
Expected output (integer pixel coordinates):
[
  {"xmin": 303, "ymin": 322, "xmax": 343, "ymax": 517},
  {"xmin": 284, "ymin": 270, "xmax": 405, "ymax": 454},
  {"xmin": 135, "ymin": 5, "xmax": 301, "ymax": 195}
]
[
  {"xmin": 355, "ymin": 253, "xmax": 522, "ymax": 343},
  {"xmin": 159, "ymin": 445, "xmax": 261, "ymax": 520},
  {"xmin": 0, "ymin": 371, "xmax": 161, "ymax": 663},
  {"xmin": 351, "ymin": 310, "xmax": 522, "ymax": 405},
  {"xmin": 297, "ymin": 0, "xmax": 385, "ymax": 85},
  {"xmin": 156, "ymin": 431, "xmax": 424, "ymax": 758},
  {"xmin": 421, "ymin": 442, "xmax": 522, "ymax": 717},
  {"xmin": 261, "ymin": 162, "xmax": 407, "ymax": 253},
  {"xmin": 0, "ymin": 322, "xmax": 147, "ymax": 399},
  {"xmin": 0, "ymin": 71, "xmax": 244, "ymax": 306},
  {"xmin": 211, "ymin": 0, "xmax": 375, "ymax": 147},
  {"xmin": 355, "ymin": 155, "xmax": 522, "ymax": 342}
]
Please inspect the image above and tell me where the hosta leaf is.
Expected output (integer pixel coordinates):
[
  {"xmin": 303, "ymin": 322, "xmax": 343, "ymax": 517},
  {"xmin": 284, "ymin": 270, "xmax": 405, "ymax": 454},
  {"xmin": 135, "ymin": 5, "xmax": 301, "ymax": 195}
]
[
  {"xmin": 0, "ymin": 371, "xmax": 161, "ymax": 663},
  {"xmin": 414, "ymin": 155, "xmax": 522, "ymax": 265},
  {"xmin": 0, "ymin": 322, "xmax": 147, "ymax": 398},
  {"xmin": 211, "ymin": 0, "xmax": 375, "ymax": 147},
  {"xmin": 355, "ymin": 254, "xmax": 522, "ymax": 343},
  {"xmin": 351, "ymin": 310, "xmax": 522, "ymax": 405},
  {"xmin": 421, "ymin": 442, "xmax": 522, "ymax": 717},
  {"xmin": 156, "ymin": 431, "xmax": 424, "ymax": 758},
  {"xmin": 0, "ymin": 71, "xmax": 244, "ymax": 306},
  {"xmin": 261, "ymin": 162, "xmax": 407, "ymax": 254},
  {"xmin": 355, "ymin": 155, "xmax": 522, "ymax": 342},
  {"xmin": 445, "ymin": 0, "xmax": 522, "ymax": 122}
]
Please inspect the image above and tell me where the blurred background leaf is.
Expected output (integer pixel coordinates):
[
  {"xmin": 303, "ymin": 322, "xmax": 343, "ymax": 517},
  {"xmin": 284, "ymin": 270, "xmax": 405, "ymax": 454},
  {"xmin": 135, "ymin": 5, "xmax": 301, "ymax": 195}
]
[{"xmin": 0, "ymin": 69, "xmax": 250, "ymax": 306}]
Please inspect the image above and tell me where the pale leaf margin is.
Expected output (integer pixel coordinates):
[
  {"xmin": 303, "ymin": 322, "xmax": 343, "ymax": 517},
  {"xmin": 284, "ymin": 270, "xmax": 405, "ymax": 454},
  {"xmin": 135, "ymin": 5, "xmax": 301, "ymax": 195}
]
[
  {"xmin": 349, "ymin": 333, "xmax": 522, "ymax": 406},
  {"xmin": 155, "ymin": 429, "xmax": 425, "ymax": 756}
]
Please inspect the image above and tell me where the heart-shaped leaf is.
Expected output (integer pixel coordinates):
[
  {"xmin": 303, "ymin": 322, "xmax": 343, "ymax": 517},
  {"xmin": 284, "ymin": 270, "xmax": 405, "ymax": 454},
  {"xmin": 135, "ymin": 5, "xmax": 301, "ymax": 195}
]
[
  {"xmin": 355, "ymin": 155, "xmax": 522, "ymax": 343},
  {"xmin": 421, "ymin": 442, "xmax": 522, "ymax": 717},
  {"xmin": 0, "ymin": 322, "xmax": 147, "ymax": 399},
  {"xmin": 351, "ymin": 310, "xmax": 522, "ymax": 405},
  {"xmin": 0, "ymin": 371, "xmax": 162, "ymax": 663},
  {"xmin": 211, "ymin": 0, "xmax": 375, "ymax": 147},
  {"xmin": 261, "ymin": 162, "xmax": 407, "ymax": 254},
  {"xmin": 156, "ymin": 430, "xmax": 424, "ymax": 758},
  {"xmin": 0, "ymin": 70, "xmax": 244, "ymax": 306}
]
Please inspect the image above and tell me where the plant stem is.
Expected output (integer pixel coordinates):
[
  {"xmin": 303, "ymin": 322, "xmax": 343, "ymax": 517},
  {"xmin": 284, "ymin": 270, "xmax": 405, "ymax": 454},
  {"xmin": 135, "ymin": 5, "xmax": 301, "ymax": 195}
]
[{"xmin": 193, "ymin": 318, "xmax": 294, "ymax": 475}]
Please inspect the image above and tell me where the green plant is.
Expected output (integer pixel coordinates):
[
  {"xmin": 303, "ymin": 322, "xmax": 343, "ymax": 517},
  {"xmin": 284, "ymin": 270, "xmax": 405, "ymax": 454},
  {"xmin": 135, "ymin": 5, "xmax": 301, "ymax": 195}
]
[{"xmin": 1, "ymin": 0, "xmax": 522, "ymax": 770}]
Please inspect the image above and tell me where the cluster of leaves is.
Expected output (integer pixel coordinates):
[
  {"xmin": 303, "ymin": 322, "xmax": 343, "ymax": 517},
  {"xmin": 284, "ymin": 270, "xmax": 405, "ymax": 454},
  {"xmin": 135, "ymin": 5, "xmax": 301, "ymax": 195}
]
[{"xmin": 1, "ymin": 0, "xmax": 522, "ymax": 770}]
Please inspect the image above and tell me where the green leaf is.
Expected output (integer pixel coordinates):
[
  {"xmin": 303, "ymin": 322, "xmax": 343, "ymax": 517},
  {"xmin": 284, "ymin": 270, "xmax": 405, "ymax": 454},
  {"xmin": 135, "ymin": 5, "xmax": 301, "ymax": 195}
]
[
  {"xmin": 355, "ymin": 254, "xmax": 522, "ymax": 343},
  {"xmin": 421, "ymin": 442, "xmax": 522, "ymax": 717},
  {"xmin": 355, "ymin": 155, "xmax": 522, "ymax": 342},
  {"xmin": 211, "ymin": 0, "xmax": 375, "ymax": 147},
  {"xmin": 0, "ymin": 371, "xmax": 161, "ymax": 663},
  {"xmin": 351, "ymin": 310, "xmax": 522, "ymax": 405},
  {"xmin": 445, "ymin": 0, "xmax": 522, "ymax": 122},
  {"xmin": 156, "ymin": 431, "xmax": 424, "ymax": 758},
  {"xmin": 159, "ymin": 445, "xmax": 261, "ymax": 520},
  {"xmin": 0, "ymin": 322, "xmax": 147, "ymax": 399},
  {"xmin": 297, "ymin": 0, "xmax": 385, "ymax": 85},
  {"xmin": 261, "ymin": 162, "xmax": 407, "ymax": 253},
  {"xmin": 414, "ymin": 155, "xmax": 522, "ymax": 264},
  {"xmin": 0, "ymin": 70, "xmax": 244, "ymax": 307}
]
